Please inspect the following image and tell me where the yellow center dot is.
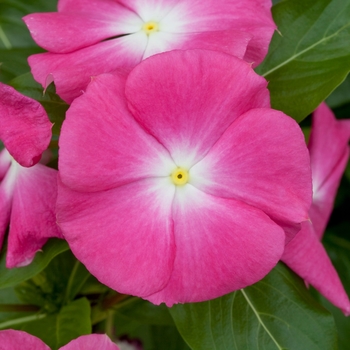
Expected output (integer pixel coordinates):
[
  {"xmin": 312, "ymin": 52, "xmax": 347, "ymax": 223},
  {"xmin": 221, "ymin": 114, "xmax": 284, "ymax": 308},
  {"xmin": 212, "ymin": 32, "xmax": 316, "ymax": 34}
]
[
  {"xmin": 171, "ymin": 168, "xmax": 189, "ymax": 186},
  {"xmin": 143, "ymin": 21, "xmax": 159, "ymax": 34}
]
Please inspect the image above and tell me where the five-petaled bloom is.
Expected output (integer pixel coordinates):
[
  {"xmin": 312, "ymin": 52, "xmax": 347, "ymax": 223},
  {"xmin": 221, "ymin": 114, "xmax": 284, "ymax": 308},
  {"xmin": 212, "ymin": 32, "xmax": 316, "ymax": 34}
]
[
  {"xmin": 282, "ymin": 102, "xmax": 350, "ymax": 315},
  {"xmin": 0, "ymin": 330, "xmax": 120, "ymax": 350},
  {"xmin": 57, "ymin": 50, "xmax": 312, "ymax": 306},
  {"xmin": 0, "ymin": 83, "xmax": 63, "ymax": 268},
  {"xmin": 23, "ymin": 0, "xmax": 276, "ymax": 103}
]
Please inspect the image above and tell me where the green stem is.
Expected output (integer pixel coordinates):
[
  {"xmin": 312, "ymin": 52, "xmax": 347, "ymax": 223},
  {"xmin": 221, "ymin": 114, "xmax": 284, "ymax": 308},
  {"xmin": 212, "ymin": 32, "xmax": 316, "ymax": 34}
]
[
  {"xmin": 63, "ymin": 259, "xmax": 81, "ymax": 304},
  {"xmin": 105, "ymin": 310, "xmax": 115, "ymax": 339},
  {"xmin": 0, "ymin": 25, "xmax": 11, "ymax": 49},
  {"xmin": 0, "ymin": 313, "xmax": 46, "ymax": 329},
  {"xmin": 0, "ymin": 304, "xmax": 40, "ymax": 312},
  {"xmin": 102, "ymin": 293, "xmax": 135, "ymax": 310}
]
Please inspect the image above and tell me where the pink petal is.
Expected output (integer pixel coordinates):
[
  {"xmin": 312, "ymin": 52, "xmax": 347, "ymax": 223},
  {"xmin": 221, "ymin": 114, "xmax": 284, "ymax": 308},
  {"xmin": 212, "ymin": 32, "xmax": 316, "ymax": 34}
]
[
  {"xmin": 117, "ymin": 0, "xmax": 179, "ymax": 21},
  {"xmin": 308, "ymin": 102, "xmax": 350, "ymax": 238},
  {"xmin": 57, "ymin": 177, "xmax": 175, "ymax": 297},
  {"xmin": 160, "ymin": 0, "xmax": 275, "ymax": 66},
  {"xmin": 23, "ymin": 12, "xmax": 142, "ymax": 54},
  {"xmin": 0, "ymin": 83, "xmax": 52, "ymax": 167},
  {"xmin": 60, "ymin": 334, "xmax": 120, "ymax": 350},
  {"xmin": 126, "ymin": 50, "xmax": 270, "ymax": 166},
  {"xmin": 58, "ymin": 0, "xmax": 130, "ymax": 13},
  {"xmin": 0, "ymin": 148, "xmax": 11, "ymax": 181},
  {"xmin": 143, "ymin": 30, "xmax": 251, "ymax": 60},
  {"xmin": 0, "ymin": 329, "xmax": 50, "ymax": 350},
  {"xmin": 282, "ymin": 221, "xmax": 350, "ymax": 316},
  {"xmin": 59, "ymin": 73, "xmax": 174, "ymax": 193},
  {"xmin": 28, "ymin": 34, "xmax": 147, "ymax": 103},
  {"xmin": 6, "ymin": 163, "xmax": 63, "ymax": 268},
  {"xmin": 190, "ymin": 108, "xmax": 312, "ymax": 229},
  {"xmin": 146, "ymin": 185, "xmax": 285, "ymax": 306}
]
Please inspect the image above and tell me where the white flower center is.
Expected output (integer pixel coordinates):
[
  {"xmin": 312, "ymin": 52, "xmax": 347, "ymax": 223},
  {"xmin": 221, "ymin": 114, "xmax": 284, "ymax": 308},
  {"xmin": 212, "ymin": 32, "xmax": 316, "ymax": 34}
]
[
  {"xmin": 142, "ymin": 21, "xmax": 159, "ymax": 34},
  {"xmin": 171, "ymin": 168, "xmax": 189, "ymax": 186}
]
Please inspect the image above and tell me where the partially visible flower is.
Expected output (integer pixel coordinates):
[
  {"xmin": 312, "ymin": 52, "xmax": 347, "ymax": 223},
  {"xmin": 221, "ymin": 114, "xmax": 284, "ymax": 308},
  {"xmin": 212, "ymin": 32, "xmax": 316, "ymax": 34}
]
[
  {"xmin": 0, "ymin": 83, "xmax": 63, "ymax": 268},
  {"xmin": 57, "ymin": 50, "xmax": 312, "ymax": 306},
  {"xmin": 282, "ymin": 102, "xmax": 350, "ymax": 315},
  {"xmin": 23, "ymin": 0, "xmax": 276, "ymax": 103},
  {"xmin": 0, "ymin": 330, "xmax": 120, "ymax": 349}
]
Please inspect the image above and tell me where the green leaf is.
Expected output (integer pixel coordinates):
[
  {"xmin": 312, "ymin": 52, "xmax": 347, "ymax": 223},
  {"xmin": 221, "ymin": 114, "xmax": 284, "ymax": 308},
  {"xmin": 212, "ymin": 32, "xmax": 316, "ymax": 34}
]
[
  {"xmin": 256, "ymin": 0, "xmax": 350, "ymax": 122},
  {"xmin": 326, "ymin": 74, "xmax": 350, "ymax": 108},
  {"xmin": 10, "ymin": 73, "xmax": 68, "ymax": 137},
  {"xmin": 0, "ymin": 239, "xmax": 69, "ymax": 290},
  {"xmin": 19, "ymin": 298, "xmax": 91, "ymax": 350},
  {"xmin": 55, "ymin": 297, "xmax": 91, "ymax": 349},
  {"xmin": 321, "ymin": 234, "xmax": 350, "ymax": 350},
  {"xmin": 115, "ymin": 298, "xmax": 175, "ymax": 326},
  {"xmin": 0, "ymin": 47, "xmax": 42, "ymax": 82},
  {"xmin": 170, "ymin": 263, "xmax": 337, "ymax": 350},
  {"xmin": 0, "ymin": 0, "xmax": 57, "ymax": 82}
]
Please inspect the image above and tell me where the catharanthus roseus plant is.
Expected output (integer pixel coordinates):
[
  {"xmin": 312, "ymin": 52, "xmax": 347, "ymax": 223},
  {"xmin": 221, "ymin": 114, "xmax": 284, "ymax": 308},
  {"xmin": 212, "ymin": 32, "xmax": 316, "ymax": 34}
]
[
  {"xmin": 56, "ymin": 50, "xmax": 312, "ymax": 306},
  {"xmin": 0, "ymin": 0, "xmax": 350, "ymax": 348},
  {"xmin": 23, "ymin": 0, "xmax": 276, "ymax": 103}
]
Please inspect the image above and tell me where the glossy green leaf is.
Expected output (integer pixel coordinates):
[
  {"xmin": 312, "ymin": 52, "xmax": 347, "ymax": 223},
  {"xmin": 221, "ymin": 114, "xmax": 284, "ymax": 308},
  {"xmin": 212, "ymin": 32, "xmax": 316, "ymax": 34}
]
[
  {"xmin": 170, "ymin": 263, "xmax": 337, "ymax": 350},
  {"xmin": 256, "ymin": 0, "xmax": 350, "ymax": 122},
  {"xmin": 114, "ymin": 314, "xmax": 190, "ymax": 350},
  {"xmin": 0, "ymin": 239, "xmax": 69, "ymax": 290},
  {"xmin": 321, "ymin": 233, "xmax": 350, "ymax": 350},
  {"xmin": 115, "ymin": 298, "xmax": 174, "ymax": 326},
  {"xmin": 0, "ymin": 0, "xmax": 57, "ymax": 82},
  {"xmin": 10, "ymin": 73, "xmax": 68, "ymax": 136},
  {"xmin": 326, "ymin": 74, "xmax": 350, "ymax": 108}
]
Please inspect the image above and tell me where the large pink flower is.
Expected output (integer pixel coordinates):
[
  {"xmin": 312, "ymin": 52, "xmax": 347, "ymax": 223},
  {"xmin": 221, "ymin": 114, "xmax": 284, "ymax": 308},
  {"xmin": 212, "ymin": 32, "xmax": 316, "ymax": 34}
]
[
  {"xmin": 0, "ymin": 83, "xmax": 63, "ymax": 268},
  {"xmin": 57, "ymin": 50, "xmax": 312, "ymax": 306},
  {"xmin": 0, "ymin": 330, "xmax": 120, "ymax": 349},
  {"xmin": 24, "ymin": 0, "xmax": 276, "ymax": 103},
  {"xmin": 282, "ymin": 103, "xmax": 350, "ymax": 315}
]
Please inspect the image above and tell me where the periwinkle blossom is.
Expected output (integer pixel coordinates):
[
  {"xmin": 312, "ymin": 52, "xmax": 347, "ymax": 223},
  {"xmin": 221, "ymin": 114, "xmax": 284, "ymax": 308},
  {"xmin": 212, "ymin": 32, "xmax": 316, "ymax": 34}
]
[
  {"xmin": 57, "ymin": 50, "xmax": 312, "ymax": 306},
  {"xmin": 0, "ymin": 83, "xmax": 62, "ymax": 268},
  {"xmin": 23, "ymin": 0, "xmax": 276, "ymax": 103},
  {"xmin": 282, "ymin": 102, "xmax": 350, "ymax": 315},
  {"xmin": 0, "ymin": 330, "xmax": 120, "ymax": 349}
]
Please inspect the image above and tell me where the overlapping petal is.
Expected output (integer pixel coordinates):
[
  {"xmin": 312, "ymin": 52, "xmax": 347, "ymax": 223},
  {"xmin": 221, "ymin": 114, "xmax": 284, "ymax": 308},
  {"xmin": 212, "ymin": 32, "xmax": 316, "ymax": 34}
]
[
  {"xmin": 146, "ymin": 185, "xmax": 285, "ymax": 306},
  {"xmin": 0, "ymin": 330, "xmax": 50, "ymax": 350},
  {"xmin": 57, "ymin": 177, "xmax": 175, "ymax": 297},
  {"xmin": 308, "ymin": 102, "xmax": 350, "ymax": 238},
  {"xmin": 24, "ymin": 12, "xmax": 142, "ymax": 54},
  {"xmin": 60, "ymin": 334, "xmax": 120, "ymax": 350},
  {"xmin": 59, "ymin": 73, "xmax": 175, "ymax": 192},
  {"xmin": 143, "ymin": 30, "xmax": 251, "ymax": 59},
  {"xmin": 282, "ymin": 102, "xmax": 350, "ymax": 315},
  {"xmin": 0, "ymin": 330, "xmax": 120, "ymax": 350},
  {"xmin": 190, "ymin": 108, "xmax": 312, "ymax": 229},
  {"xmin": 28, "ymin": 34, "xmax": 147, "ymax": 104},
  {"xmin": 282, "ymin": 221, "xmax": 350, "ymax": 315},
  {"xmin": 6, "ymin": 164, "xmax": 62, "ymax": 268},
  {"xmin": 126, "ymin": 50, "xmax": 270, "ymax": 167},
  {"xmin": 0, "ymin": 83, "xmax": 52, "ymax": 167},
  {"xmin": 25, "ymin": 0, "xmax": 275, "ymax": 102}
]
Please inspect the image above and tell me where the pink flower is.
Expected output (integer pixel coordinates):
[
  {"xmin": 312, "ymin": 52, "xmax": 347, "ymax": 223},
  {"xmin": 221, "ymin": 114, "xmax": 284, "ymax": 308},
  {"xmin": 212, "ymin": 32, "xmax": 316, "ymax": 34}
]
[
  {"xmin": 57, "ymin": 50, "xmax": 312, "ymax": 306},
  {"xmin": 0, "ymin": 83, "xmax": 63, "ymax": 268},
  {"xmin": 23, "ymin": 0, "xmax": 276, "ymax": 103},
  {"xmin": 0, "ymin": 330, "xmax": 120, "ymax": 349},
  {"xmin": 282, "ymin": 102, "xmax": 350, "ymax": 315}
]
